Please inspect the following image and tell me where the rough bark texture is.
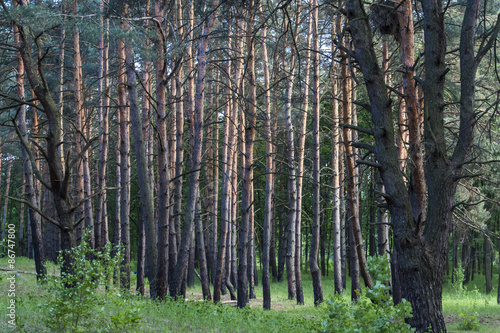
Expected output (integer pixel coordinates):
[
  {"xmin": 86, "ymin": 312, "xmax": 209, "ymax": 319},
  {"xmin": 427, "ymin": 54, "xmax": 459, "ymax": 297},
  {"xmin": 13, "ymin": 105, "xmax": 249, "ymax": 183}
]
[
  {"xmin": 154, "ymin": 0, "xmax": 170, "ymax": 300},
  {"xmin": 346, "ymin": 0, "xmax": 491, "ymax": 329}
]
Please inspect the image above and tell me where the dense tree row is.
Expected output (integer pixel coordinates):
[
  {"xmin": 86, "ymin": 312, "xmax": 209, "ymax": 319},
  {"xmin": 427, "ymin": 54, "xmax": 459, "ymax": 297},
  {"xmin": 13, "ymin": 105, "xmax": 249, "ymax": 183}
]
[{"xmin": 1, "ymin": 0, "xmax": 500, "ymax": 331}]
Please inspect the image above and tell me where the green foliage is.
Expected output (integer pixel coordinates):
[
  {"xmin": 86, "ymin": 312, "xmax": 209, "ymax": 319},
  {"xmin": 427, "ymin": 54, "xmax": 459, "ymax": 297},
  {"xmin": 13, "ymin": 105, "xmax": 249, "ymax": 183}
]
[
  {"xmin": 109, "ymin": 298, "xmax": 142, "ymax": 332},
  {"xmin": 458, "ymin": 313, "xmax": 480, "ymax": 331},
  {"xmin": 322, "ymin": 256, "xmax": 415, "ymax": 333},
  {"xmin": 452, "ymin": 262, "xmax": 466, "ymax": 295},
  {"xmin": 40, "ymin": 232, "xmax": 137, "ymax": 332}
]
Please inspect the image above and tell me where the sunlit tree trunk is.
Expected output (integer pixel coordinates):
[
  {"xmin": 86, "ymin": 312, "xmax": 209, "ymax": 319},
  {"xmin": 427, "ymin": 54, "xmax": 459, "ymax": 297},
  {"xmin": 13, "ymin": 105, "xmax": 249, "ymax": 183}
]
[
  {"xmin": 331, "ymin": 11, "xmax": 343, "ymax": 295},
  {"xmin": 118, "ymin": 7, "xmax": 131, "ymax": 289},
  {"xmin": 260, "ymin": 4, "xmax": 273, "ymax": 309},
  {"xmin": 96, "ymin": 0, "xmax": 109, "ymax": 250},
  {"xmin": 295, "ymin": 3, "xmax": 313, "ymax": 306},
  {"xmin": 284, "ymin": 0, "xmax": 302, "ymax": 300}
]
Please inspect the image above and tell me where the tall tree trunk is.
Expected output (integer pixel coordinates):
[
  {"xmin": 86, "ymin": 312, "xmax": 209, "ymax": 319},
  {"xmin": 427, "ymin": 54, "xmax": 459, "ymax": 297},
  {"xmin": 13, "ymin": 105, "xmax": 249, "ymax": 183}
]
[
  {"xmin": 73, "ymin": 0, "xmax": 85, "ymax": 242},
  {"xmin": 118, "ymin": 8, "xmax": 131, "ymax": 289},
  {"xmin": 14, "ymin": 18, "xmax": 46, "ymax": 280},
  {"xmin": 284, "ymin": 0, "xmax": 302, "ymax": 299},
  {"xmin": 260, "ymin": 5, "xmax": 273, "ymax": 309},
  {"xmin": 213, "ymin": 24, "xmax": 233, "ymax": 303},
  {"xmin": 137, "ymin": 2, "xmax": 152, "ymax": 294},
  {"xmin": 341, "ymin": 38, "xmax": 373, "ymax": 290},
  {"xmin": 96, "ymin": 0, "xmax": 110, "ymax": 250},
  {"xmin": 171, "ymin": 0, "xmax": 185, "ymax": 284},
  {"xmin": 239, "ymin": 5, "xmax": 257, "ymax": 307},
  {"xmin": 126, "ymin": 29, "xmax": 158, "ymax": 298},
  {"xmin": 309, "ymin": 0, "xmax": 323, "ymax": 305},
  {"xmin": 295, "ymin": 3, "xmax": 313, "ymax": 306},
  {"xmin": 210, "ymin": 73, "xmax": 220, "ymax": 285},
  {"xmin": 331, "ymin": 8, "xmax": 343, "ymax": 295},
  {"xmin": 346, "ymin": 0, "xmax": 494, "ymax": 329},
  {"xmin": 154, "ymin": 0, "xmax": 170, "ymax": 300},
  {"xmin": 170, "ymin": 1, "xmax": 219, "ymax": 298},
  {"xmin": 398, "ymin": 0, "xmax": 425, "ymax": 221}
]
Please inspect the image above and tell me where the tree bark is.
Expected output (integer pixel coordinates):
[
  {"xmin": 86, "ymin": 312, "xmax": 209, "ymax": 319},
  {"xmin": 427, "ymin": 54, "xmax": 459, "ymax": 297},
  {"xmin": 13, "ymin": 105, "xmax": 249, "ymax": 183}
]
[
  {"xmin": 118, "ymin": 8, "xmax": 131, "ymax": 289},
  {"xmin": 309, "ymin": 0, "xmax": 323, "ymax": 306},
  {"xmin": 239, "ymin": 4, "xmax": 257, "ymax": 307},
  {"xmin": 14, "ymin": 11, "xmax": 46, "ymax": 280},
  {"xmin": 170, "ymin": 1, "xmax": 219, "ymax": 298},
  {"xmin": 154, "ymin": 0, "xmax": 170, "ymax": 300},
  {"xmin": 346, "ymin": 0, "xmax": 492, "ymax": 329},
  {"xmin": 260, "ymin": 4, "xmax": 273, "ymax": 310},
  {"xmin": 213, "ymin": 23, "xmax": 233, "ymax": 303},
  {"xmin": 96, "ymin": 0, "xmax": 110, "ymax": 250}
]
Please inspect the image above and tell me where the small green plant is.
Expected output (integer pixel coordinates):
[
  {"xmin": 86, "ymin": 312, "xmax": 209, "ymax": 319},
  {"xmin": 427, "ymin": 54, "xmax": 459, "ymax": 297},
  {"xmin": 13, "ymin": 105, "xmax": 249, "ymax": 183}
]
[
  {"xmin": 110, "ymin": 300, "xmax": 142, "ymax": 332},
  {"xmin": 41, "ymin": 232, "xmax": 128, "ymax": 332},
  {"xmin": 322, "ymin": 256, "xmax": 415, "ymax": 333},
  {"xmin": 458, "ymin": 312, "xmax": 479, "ymax": 331},
  {"xmin": 452, "ymin": 262, "xmax": 465, "ymax": 295}
]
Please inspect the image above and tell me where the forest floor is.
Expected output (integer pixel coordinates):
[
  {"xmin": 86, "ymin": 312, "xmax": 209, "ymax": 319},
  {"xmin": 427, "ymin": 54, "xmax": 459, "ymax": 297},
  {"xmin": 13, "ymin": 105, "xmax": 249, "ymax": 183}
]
[{"xmin": 1, "ymin": 257, "xmax": 500, "ymax": 332}]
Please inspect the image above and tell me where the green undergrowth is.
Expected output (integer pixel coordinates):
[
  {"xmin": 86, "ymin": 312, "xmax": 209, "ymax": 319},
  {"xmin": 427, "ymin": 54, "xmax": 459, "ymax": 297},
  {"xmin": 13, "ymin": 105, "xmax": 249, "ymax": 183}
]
[{"xmin": 1, "ymin": 255, "xmax": 500, "ymax": 332}]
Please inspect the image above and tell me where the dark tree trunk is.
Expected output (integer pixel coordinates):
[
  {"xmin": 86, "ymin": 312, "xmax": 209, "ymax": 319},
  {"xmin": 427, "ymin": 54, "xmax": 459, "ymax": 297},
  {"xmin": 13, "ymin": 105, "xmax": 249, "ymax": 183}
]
[
  {"xmin": 170, "ymin": 1, "xmax": 218, "ymax": 298},
  {"xmin": 126, "ymin": 36, "xmax": 158, "ymax": 298},
  {"xmin": 345, "ymin": 0, "xmax": 493, "ymax": 329},
  {"xmin": 195, "ymin": 193, "xmax": 211, "ymax": 300}
]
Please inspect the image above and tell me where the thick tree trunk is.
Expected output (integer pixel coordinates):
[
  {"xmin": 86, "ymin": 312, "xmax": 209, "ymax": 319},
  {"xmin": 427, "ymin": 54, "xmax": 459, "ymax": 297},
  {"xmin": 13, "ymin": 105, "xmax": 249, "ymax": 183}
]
[
  {"xmin": 14, "ymin": 20, "xmax": 46, "ymax": 280},
  {"xmin": 309, "ymin": 0, "xmax": 323, "ymax": 305},
  {"xmin": 346, "ymin": 0, "xmax": 491, "ymax": 329},
  {"xmin": 154, "ymin": 0, "xmax": 170, "ymax": 300}
]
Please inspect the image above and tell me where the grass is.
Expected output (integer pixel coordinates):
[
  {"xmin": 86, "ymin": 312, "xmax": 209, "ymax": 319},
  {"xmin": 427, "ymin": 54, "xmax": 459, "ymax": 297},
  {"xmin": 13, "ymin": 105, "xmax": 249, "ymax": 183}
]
[{"xmin": 1, "ymin": 257, "xmax": 500, "ymax": 332}]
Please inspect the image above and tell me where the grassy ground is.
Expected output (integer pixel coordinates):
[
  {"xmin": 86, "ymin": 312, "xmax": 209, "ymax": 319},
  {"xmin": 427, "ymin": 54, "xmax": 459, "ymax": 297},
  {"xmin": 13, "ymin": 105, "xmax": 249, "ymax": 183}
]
[{"xmin": 1, "ymin": 258, "xmax": 499, "ymax": 332}]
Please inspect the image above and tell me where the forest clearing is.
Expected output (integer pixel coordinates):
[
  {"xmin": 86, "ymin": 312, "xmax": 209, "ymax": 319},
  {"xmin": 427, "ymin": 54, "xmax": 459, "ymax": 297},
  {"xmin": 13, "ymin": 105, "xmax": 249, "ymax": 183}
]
[{"xmin": 0, "ymin": 0, "xmax": 500, "ymax": 331}]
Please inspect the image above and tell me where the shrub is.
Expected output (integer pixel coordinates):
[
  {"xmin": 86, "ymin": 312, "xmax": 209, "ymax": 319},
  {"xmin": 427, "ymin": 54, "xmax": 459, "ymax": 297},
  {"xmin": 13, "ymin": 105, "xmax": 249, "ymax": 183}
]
[
  {"xmin": 322, "ymin": 256, "xmax": 415, "ymax": 333},
  {"xmin": 41, "ymin": 232, "xmax": 141, "ymax": 332},
  {"xmin": 458, "ymin": 313, "xmax": 479, "ymax": 331}
]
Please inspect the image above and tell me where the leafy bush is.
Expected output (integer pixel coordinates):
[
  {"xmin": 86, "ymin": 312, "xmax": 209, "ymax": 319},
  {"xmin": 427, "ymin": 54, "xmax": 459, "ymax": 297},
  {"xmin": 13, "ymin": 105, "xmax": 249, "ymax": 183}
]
[
  {"xmin": 322, "ymin": 256, "xmax": 415, "ymax": 333},
  {"xmin": 41, "ymin": 232, "xmax": 141, "ymax": 332},
  {"xmin": 457, "ymin": 313, "xmax": 479, "ymax": 331},
  {"xmin": 452, "ymin": 262, "xmax": 466, "ymax": 295}
]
